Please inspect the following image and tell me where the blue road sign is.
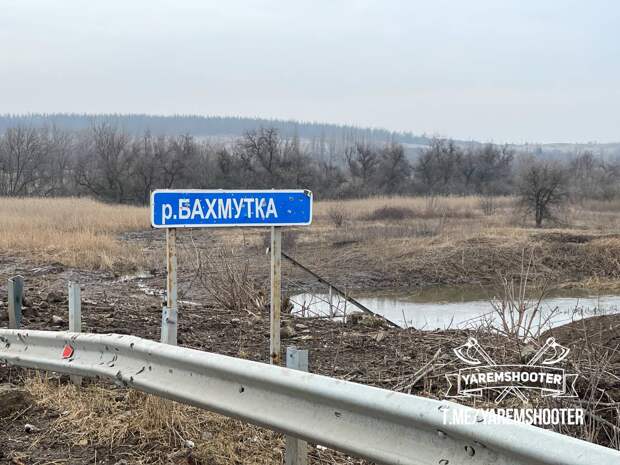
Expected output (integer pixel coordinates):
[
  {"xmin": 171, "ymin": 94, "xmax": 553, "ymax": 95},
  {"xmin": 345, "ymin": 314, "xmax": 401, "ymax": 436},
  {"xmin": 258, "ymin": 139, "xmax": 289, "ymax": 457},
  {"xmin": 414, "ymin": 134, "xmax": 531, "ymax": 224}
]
[{"xmin": 150, "ymin": 189, "xmax": 313, "ymax": 228}]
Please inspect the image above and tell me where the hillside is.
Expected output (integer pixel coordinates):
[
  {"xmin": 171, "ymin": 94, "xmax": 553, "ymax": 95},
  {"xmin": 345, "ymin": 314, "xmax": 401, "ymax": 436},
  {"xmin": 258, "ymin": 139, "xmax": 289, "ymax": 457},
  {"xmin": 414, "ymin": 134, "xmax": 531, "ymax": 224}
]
[
  {"xmin": 1, "ymin": 113, "xmax": 618, "ymax": 160},
  {"xmin": 0, "ymin": 113, "xmax": 428, "ymax": 145}
]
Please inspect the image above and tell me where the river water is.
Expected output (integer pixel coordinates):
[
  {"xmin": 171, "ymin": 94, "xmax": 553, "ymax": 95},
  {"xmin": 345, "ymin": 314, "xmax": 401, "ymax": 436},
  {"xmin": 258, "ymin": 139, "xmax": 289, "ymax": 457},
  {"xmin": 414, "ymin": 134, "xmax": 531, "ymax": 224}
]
[{"xmin": 289, "ymin": 289, "xmax": 620, "ymax": 332}]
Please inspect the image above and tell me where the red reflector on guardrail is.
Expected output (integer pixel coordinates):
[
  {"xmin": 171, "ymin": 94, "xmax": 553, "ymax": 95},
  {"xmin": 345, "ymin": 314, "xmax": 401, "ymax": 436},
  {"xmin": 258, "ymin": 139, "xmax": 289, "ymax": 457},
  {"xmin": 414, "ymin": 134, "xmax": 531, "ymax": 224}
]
[{"xmin": 62, "ymin": 344, "xmax": 74, "ymax": 359}]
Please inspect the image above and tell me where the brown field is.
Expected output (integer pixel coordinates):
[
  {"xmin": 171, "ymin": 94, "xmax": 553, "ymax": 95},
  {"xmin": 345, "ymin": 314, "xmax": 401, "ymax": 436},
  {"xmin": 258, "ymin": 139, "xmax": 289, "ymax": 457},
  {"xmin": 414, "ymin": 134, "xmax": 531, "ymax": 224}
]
[
  {"xmin": 0, "ymin": 197, "xmax": 147, "ymax": 269},
  {"xmin": 3, "ymin": 195, "xmax": 620, "ymax": 290}
]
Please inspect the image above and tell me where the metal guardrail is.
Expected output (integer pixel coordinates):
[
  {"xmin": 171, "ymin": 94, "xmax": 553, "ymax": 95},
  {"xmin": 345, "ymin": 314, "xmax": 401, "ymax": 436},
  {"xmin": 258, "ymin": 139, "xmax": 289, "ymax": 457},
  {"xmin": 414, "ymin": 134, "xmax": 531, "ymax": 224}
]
[{"xmin": 0, "ymin": 329, "xmax": 618, "ymax": 465}]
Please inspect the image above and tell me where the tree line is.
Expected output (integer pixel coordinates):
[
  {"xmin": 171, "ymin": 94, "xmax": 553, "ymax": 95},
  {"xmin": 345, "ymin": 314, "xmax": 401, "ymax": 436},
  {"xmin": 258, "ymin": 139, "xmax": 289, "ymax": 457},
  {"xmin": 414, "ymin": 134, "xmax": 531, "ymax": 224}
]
[
  {"xmin": 0, "ymin": 113, "xmax": 428, "ymax": 146},
  {"xmin": 1, "ymin": 124, "xmax": 619, "ymax": 208}
]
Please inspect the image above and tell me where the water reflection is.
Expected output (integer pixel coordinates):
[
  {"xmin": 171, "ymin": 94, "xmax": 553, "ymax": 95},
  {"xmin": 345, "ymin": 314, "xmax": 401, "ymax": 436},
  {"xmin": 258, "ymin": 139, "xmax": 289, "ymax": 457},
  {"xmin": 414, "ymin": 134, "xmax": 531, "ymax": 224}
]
[{"xmin": 289, "ymin": 291, "xmax": 620, "ymax": 331}]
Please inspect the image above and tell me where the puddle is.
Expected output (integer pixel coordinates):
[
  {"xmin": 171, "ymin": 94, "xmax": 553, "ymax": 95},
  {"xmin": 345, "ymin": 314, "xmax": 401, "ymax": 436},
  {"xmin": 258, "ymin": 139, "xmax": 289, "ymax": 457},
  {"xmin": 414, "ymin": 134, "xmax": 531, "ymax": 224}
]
[
  {"xmin": 289, "ymin": 290, "xmax": 620, "ymax": 332},
  {"xmin": 117, "ymin": 271, "xmax": 153, "ymax": 283},
  {"xmin": 116, "ymin": 271, "xmax": 200, "ymax": 306},
  {"xmin": 136, "ymin": 282, "xmax": 164, "ymax": 297}
]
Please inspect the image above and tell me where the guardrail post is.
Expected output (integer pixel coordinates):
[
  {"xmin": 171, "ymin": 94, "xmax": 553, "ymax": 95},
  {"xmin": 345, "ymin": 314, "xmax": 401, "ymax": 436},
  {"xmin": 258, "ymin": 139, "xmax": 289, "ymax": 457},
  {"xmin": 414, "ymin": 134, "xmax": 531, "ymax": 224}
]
[
  {"xmin": 285, "ymin": 346, "xmax": 308, "ymax": 465},
  {"xmin": 163, "ymin": 228, "xmax": 178, "ymax": 346},
  {"xmin": 68, "ymin": 281, "xmax": 82, "ymax": 386},
  {"xmin": 161, "ymin": 306, "xmax": 178, "ymax": 345},
  {"xmin": 270, "ymin": 226, "xmax": 282, "ymax": 365},
  {"xmin": 7, "ymin": 275, "xmax": 24, "ymax": 329}
]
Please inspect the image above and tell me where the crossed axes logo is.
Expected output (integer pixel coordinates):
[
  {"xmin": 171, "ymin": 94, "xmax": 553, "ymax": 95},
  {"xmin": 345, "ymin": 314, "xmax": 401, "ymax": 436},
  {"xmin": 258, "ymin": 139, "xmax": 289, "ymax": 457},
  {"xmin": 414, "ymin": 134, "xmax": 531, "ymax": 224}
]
[{"xmin": 445, "ymin": 337, "xmax": 579, "ymax": 403}]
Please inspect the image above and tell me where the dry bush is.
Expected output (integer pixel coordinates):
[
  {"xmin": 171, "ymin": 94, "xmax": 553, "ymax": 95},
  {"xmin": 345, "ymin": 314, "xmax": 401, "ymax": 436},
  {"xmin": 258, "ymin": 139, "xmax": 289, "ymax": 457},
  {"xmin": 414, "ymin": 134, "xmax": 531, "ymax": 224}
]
[
  {"xmin": 534, "ymin": 322, "xmax": 620, "ymax": 448},
  {"xmin": 327, "ymin": 207, "xmax": 350, "ymax": 227},
  {"xmin": 571, "ymin": 347, "xmax": 620, "ymax": 448},
  {"xmin": 363, "ymin": 205, "xmax": 416, "ymax": 221},
  {"xmin": 423, "ymin": 196, "xmax": 479, "ymax": 219},
  {"xmin": 487, "ymin": 249, "xmax": 556, "ymax": 341},
  {"xmin": 191, "ymin": 242, "xmax": 266, "ymax": 317},
  {"xmin": 479, "ymin": 196, "xmax": 497, "ymax": 216},
  {"xmin": 423, "ymin": 195, "xmax": 441, "ymax": 216},
  {"xmin": 327, "ymin": 220, "xmax": 448, "ymax": 245},
  {"xmin": 579, "ymin": 198, "xmax": 620, "ymax": 213},
  {"xmin": 360, "ymin": 197, "xmax": 480, "ymax": 222},
  {"xmin": 259, "ymin": 229, "xmax": 299, "ymax": 252},
  {"xmin": 417, "ymin": 216, "xmax": 447, "ymax": 237},
  {"xmin": 0, "ymin": 197, "xmax": 147, "ymax": 269}
]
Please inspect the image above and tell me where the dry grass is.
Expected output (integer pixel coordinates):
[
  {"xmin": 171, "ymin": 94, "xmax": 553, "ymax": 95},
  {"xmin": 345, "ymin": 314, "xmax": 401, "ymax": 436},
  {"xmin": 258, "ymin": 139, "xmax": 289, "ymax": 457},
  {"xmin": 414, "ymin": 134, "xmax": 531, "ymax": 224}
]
[
  {"xmin": 314, "ymin": 195, "xmax": 515, "ymax": 222},
  {"xmin": 303, "ymin": 197, "xmax": 517, "ymax": 259},
  {"xmin": 0, "ymin": 197, "xmax": 148, "ymax": 270},
  {"xmin": 25, "ymin": 374, "xmax": 285, "ymax": 464},
  {"xmin": 309, "ymin": 196, "xmax": 519, "ymax": 248},
  {"xmin": 24, "ymin": 374, "xmax": 361, "ymax": 464},
  {"xmin": 3, "ymin": 195, "xmax": 620, "ymax": 283}
]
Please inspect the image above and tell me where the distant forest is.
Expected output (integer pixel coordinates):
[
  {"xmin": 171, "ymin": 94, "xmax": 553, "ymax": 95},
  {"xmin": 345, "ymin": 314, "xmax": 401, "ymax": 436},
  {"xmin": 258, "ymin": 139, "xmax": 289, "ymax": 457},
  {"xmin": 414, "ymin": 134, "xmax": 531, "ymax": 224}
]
[
  {"xmin": 0, "ymin": 114, "xmax": 619, "ymax": 204},
  {"xmin": 0, "ymin": 113, "xmax": 430, "ymax": 146}
]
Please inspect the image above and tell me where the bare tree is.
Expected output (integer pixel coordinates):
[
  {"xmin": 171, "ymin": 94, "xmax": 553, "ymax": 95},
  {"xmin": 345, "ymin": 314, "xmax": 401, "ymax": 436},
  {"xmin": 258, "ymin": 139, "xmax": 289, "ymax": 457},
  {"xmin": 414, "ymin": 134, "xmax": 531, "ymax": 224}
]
[
  {"xmin": 0, "ymin": 126, "xmax": 44, "ymax": 195},
  {"xmin": 39, "ymin": 127, "xmax": 75, "ymax": 196},
  {"xmin": 469, "ymin": 144, "xmax": 513, "ymax": 194},
  {"xmin": 8, "ymin": 121, "xmax": 620, "ymax": 208},
  {"xmin": 344, "ymin": 143, "xmax": 380, "ymax": 194},
  {"xmin": 517, "ymin": 160, "xmax": 568, "ymax": 227},
  {"xmin": 236, "ymin": 128, "xmax": 282, "ymax": 185},
  {"xmin": 569, "ymin": 151, "xmax": 620, "ymax": 200},
  {"xmin": 163, "ymin": 134, "xmax": 196, "ymax": 188},
  {"xmin": 414, "ymin": 139, "xmax": 462, "ymax": 194},
  {"xmin": 377, "ymin": 143, "xmax": 411, "ymax": 194},
  {"xmin": 74, "ymin": 123, "xmax": 132, "ymax": 202},
  {"xmin": 130, "ymin": 131, "xmax": 159, "ymax": 204}
]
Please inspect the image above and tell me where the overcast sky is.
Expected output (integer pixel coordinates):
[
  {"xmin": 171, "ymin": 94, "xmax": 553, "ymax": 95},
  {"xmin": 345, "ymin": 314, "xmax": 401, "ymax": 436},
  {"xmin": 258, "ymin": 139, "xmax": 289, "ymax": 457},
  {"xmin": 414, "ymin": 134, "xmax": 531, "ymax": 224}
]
[{"xmin": 1, "ymin": 0, "xmax": 618, "ymax": 143}]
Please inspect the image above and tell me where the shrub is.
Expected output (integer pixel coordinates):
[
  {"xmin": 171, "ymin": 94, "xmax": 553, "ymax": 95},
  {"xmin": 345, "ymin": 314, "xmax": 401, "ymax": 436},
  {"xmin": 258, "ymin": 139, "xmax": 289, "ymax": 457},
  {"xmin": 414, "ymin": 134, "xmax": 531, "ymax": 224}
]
[
  {"xmin": 479, "ymin": 196, "xmax": 496, "ymax": 216},
  {"xmin": 364, "ymin": 206, "xmax": 416, "ymax": 221},
  {"xmin": 260, "ymin": 229, "xmax": 299, "ymax": 251},
  {"xmin": 327, "ymin": 207, "xmax": 349, "ymax": 227}
]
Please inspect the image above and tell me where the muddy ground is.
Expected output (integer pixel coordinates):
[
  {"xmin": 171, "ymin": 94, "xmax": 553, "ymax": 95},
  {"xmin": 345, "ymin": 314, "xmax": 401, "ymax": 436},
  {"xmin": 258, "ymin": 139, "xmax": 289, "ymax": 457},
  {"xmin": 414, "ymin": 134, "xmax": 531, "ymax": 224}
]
[{"xmin": 1, "ymin": 229, "xmax": 620, "ymax": 464}]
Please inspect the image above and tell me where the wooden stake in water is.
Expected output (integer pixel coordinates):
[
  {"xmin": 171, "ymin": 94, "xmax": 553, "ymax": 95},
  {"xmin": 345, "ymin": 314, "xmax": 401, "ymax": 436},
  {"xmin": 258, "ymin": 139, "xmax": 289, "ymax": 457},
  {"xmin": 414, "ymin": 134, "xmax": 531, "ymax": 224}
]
[
  {"xmin": 162, "ymin": 228, "xmax": 178, "ymax": 345},
  {"xmin": 270, "ymin": 226, "xmax": 282, "ymax": 365}
]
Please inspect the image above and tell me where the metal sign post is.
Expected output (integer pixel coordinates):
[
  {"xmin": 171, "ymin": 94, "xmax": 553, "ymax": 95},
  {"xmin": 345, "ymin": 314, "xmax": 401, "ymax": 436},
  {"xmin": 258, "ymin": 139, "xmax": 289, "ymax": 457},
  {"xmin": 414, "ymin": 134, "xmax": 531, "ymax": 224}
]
[
  {"xmin": 162, "ymin": 228, "xmax": 178, "ymax": 345},
  {"xmin": 270, "ymin": 227, "xmax": 282, "ymax": 365},
  {"xmin": 150, "ymin": 189, "xmax": 313, "ymax": 359}
]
